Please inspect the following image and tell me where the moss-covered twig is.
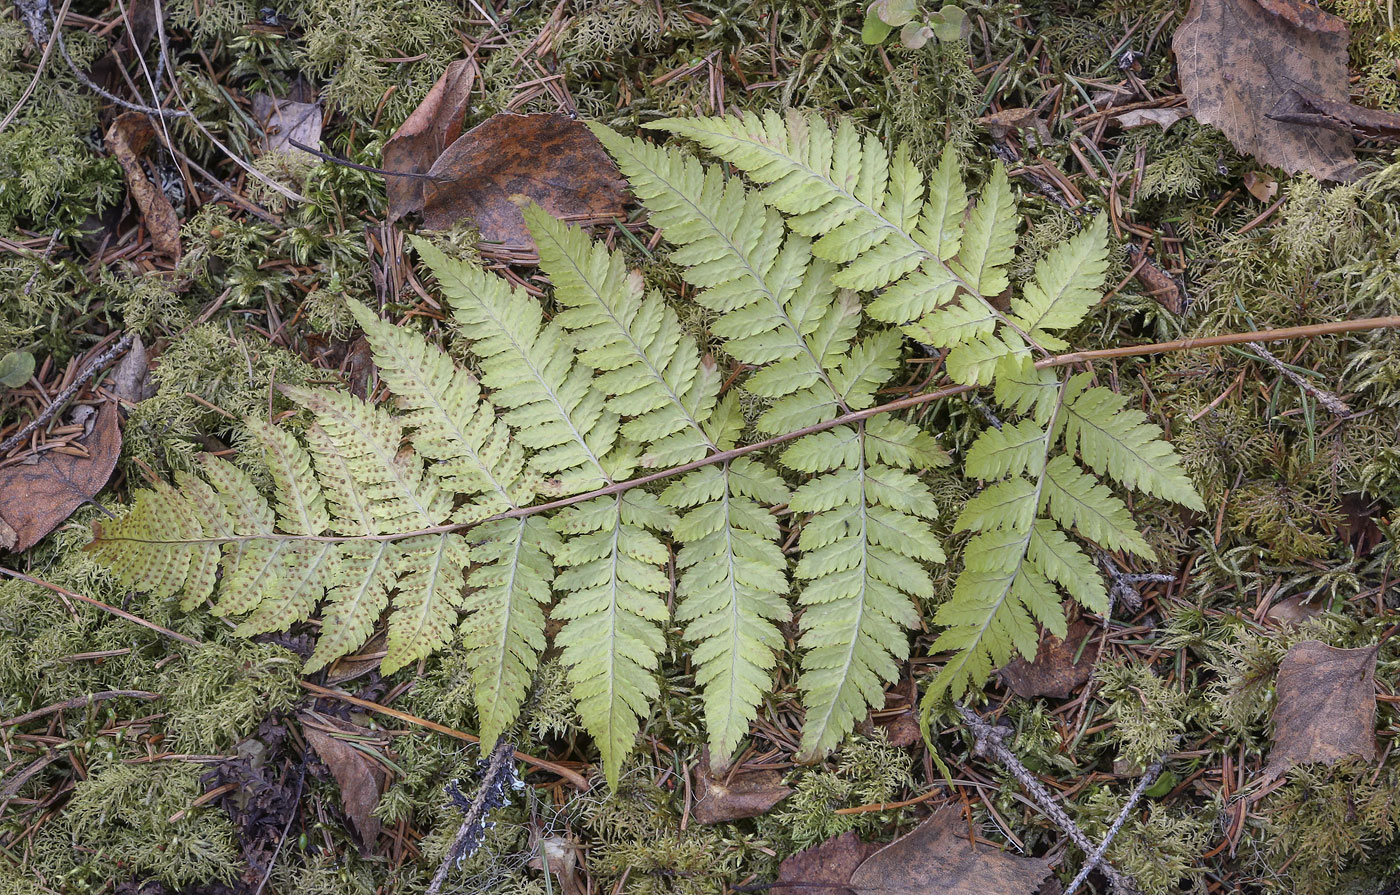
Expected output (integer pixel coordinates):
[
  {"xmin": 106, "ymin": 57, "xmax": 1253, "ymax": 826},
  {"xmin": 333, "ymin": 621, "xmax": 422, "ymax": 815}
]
[{"xmin": 427, "ymin": 737, "xmax": 519, "ymax": 895}]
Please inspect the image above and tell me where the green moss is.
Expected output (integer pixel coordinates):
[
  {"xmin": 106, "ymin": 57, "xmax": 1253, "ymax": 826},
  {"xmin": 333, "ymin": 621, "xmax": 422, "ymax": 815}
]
[
  {"xmin": 160, "ymin": 641, "xmax": 301, "ymax": 753},
  {"xmin": 762, "ymin": 731, "xmax": 912, "ymax": 851}
]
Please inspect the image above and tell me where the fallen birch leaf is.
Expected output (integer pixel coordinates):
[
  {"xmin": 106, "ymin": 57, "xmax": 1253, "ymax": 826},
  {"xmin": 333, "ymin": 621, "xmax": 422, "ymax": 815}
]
[
  {"xmin": 1111, "ymin": 107, "xmax": 1191, "ymax": 131},
  {"xmin": 1242, "ymin": 170, "xmax": 1279, "ymax": 202},
  {"xmin": 848, "ymin": 806, "xmax": 1053, "ymax": 895},
  {"xmin": 300, "ymin": 713, "xmax": 389, "ymax": 848},
  {"xmin": 1264, "ymin": 640, "xmax": 1378, "ymax": 781},
  {"xmin": 774, "ymin": 832, "xmax": 882, "ymax": 895},
  {"xmin": 1173, "ymin": 0, "xmax": 1358, "ymax": 181},
  {"xmin": 0, "ymin": 402, "xmax": 121, "ymax": 553},
  {"xmin": 253, "ymin": 94, "xmax": 323, "ymax": 160},
  {"xmin": 691, "ymin": 750, "xmax": 791, "ymax": 824},
  {"xmin": 105, "ymin": 112, "xmax": 183, "ymax": 260},
  {"xmin": 421, "ymin": 112, "xmax": 629, "ymax": 248},
  {"xmin": 998, "ymin": 618, "xmax": 1097, "ymax": 699},
  {"xmin": 384, "ymin": 58, "xmax": 477, "ymax": 222}
]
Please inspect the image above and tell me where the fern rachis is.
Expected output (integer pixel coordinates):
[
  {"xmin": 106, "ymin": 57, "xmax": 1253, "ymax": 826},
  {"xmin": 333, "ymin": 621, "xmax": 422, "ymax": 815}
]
[{"xmin": 90, "ymin": 111, "xmax": 1203, "ymax": 784}]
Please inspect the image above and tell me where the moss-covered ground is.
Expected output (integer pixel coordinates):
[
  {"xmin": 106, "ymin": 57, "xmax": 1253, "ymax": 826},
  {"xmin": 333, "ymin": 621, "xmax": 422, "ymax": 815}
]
[{"xmin": 2, "ymin": 0, "xmax": 1399, "ymax": 893}]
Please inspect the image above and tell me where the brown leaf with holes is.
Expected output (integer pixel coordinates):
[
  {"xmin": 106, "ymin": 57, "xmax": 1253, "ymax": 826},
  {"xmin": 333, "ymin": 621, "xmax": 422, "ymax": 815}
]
[
  {"xmin": 848, "ymin": 807, "xmax": 1053, "ymax": 895},
  {"xmin": 691, "ymin": 750, "xmax": 791, "ymax": 824},
  {"xmin": 1173, "ymin": 0, "xmax": 1359, "ymax": 181},
  {"xmin": 1264, "ymin": 640, "xmax": 1378, "ymax": 781},
  {"xmin": 106, "ymin": 112, "xmax": 182, "ymax": 260},
  {"xmin": 0, "ymin": 402, "xmax": 121, "ymax": 553},
  {"xmin": 774, "ymin": 832, "xmax": 883, "ymax": 895},
  {"xmin": 300, "ymin": 713, "xmax": 389, "ymax": 848},
  {"xmin": 421, "ymin": 112, "xmax": 629, "ymax": 248},
  {"xmin": 384, "ymin": 59, "xmax": 477, "ymax": 222},
  {"xmin": 998, "ymin": 618, "xmax": 1097, "ymax": 699}
]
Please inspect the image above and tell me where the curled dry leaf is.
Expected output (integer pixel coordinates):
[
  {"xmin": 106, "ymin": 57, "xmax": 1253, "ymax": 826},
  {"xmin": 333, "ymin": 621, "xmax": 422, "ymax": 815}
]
[
  {"xmin": 384, "ymin": 58, "xmax": 477, "ymax": 222},
  {"xmin": 1242, "ymin": 170, "xmax": 1279, "ymax": 202},
  {"xmin": 0, "ymin": 402, "xmax": 121, "ymax": 553},
  {"xmin": 848, "ymin": 806, "xmax": 1053, "ymax": 895},
  {"xmin": 1173, "ymin": 0, "xmax": 1358, "ymax": 181},
  {"xmin": 997, "ymin": 617, "xmax": 1097, "ymax": 699},
  {"xmin": 528, "ymin": 834, "xmax": 587, "ymax": 895},
  {"xmin": 1267, "ymin": 86, "xmax": 1400, "ymax": 145},
  {"xmin": 1264, "ymin": 640, "xmax": 1378, "ymax": 781},
  {"xmin": 420, "ymin": 112, "xmax": 629, "ymax": 248},
  {"xmin": 300, "ymin": 713, "xmax": 390, "ymax": 848},
  {"xmin": 105, "ymin": 112, "xmax": 183, "ymax": 260},
  {"xmin": 691, "ymin": 750, "xmax": 791, "ymax": 824},
  {"xmin": 1111, "ymin": 107, "xmax": 1191, "ymax": 131}
]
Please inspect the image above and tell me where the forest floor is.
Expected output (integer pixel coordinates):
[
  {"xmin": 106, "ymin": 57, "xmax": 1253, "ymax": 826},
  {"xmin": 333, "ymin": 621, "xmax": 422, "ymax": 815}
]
[{"xmin": 2, "ymin": 0, "xmax": 1400, "ymax": 894}]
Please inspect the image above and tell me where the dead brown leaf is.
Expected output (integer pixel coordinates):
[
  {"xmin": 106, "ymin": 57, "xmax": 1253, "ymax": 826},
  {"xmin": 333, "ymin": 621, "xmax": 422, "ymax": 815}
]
[
  {"xmin": 109, "ymin": 335, "xmax": 154, "ymax": 404},
  {"xmin": 0, "ymin": 402, "xmax": 121, "ymax": 553},
  {"xmin": 1264, "ymin": 640, "xmax": 1378, "ymax": 781},
  {"xmin": 1173, "ymin": 0, "xmax": 1358, "ymax": 181},
  {"xmin": 1111, "ymin": 107, "xmax": 1191, "ymax": 131},
  {"xmin": 383, "ymin": 59, "xmax": 477, "ymax": 222},
  {"xmin": 1242, "ymin": 170, "xmax": 1279, "ymax": 202},
  {"xmin": 691, "ymin": 750, "xmax": 791, "ymax": 824},
  {"xmin": 976, "ymin": 107, "xmax": 1052, "ymax": 146},
  {"xmin": 847, "ymin": 807, "xmax": 1052, "ymax": 895},
  {"xmin": 774, "ymin": 831, "xmax": 883, "ymax": 895},
  {"xmin": 528, "ymin": 834, "xmax": 587, "ymax": 895},
  {"xmin": 252, "ymin": 94, "xmax": 323, "ymax": 160},
  {"xmin": 421, "ymin": 112, "xmax": 629, "ymax": 248},
  {"xmin": 998, "ymin": 618, "xmax": 1097, "ymax": 699},
  {"xmin": 105, "ymin": 112, "xmax": 182, "ymax": 260},
  {"xmin": 300, "ymin": 713, "xmax": 389, "ymax": 848},
  {"xmin": 1262, "ymin": 593, "xmax": 1322, "ymax": 627}
]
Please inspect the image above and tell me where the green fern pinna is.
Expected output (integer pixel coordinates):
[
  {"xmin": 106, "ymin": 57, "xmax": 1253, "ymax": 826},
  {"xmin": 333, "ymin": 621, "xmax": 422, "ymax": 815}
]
[{"xmin": 89, "ymin": 111, "xmax": 1201, "ymax": 785}]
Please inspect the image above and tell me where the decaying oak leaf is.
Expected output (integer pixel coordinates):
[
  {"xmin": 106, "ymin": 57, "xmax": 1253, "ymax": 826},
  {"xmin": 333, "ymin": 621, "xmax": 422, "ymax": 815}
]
[
  {"xmin": 1173, "ymin": 0, "xmax": 1358, "ymax": 181},
  {"xmin": 252, "ymin": 94, "xmax": 323, "ymax": 160},
  {"xmin": 691, "ymin": 750, "xmax": 791, "ymax": 824},
  {"xmin": 0, "ymin": 402, "xmax": 121, "ymax": 553},
  {"xmin": 384, "ymin": 59, "xmax": 477, "ymax": 222},
  {"xmin": 848, "ymin": 807, "xmax": 1053, "ymax": 895},
  {"xmin": 1264, "ymin": 640, "xmax": 1378, "ymax": 781},
  {"xmin": 421, "ymin": 112, "xmax": 629, "ymax": 248},
  {"xmin": 774, "ymin": 831, "xmax": 883, "ymax": 895},
  {"xmin": 998, "ymin": 618, "xmax": 1097, "ymax": 699},
  {"xmin": 105, "ymin": 112, "xmax": 183, "ymax": 259},
  {"xmin": 300, "ymin": 713, "xmax": 389, "ymax": 848}
]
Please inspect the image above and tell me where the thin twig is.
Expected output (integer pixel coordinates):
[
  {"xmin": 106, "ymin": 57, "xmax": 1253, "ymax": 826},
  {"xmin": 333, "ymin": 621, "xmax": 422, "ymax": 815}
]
[
  {"xmin": 1, "ymin": 689, "xmax": 161, "ymax": 728},
  {"xmin": 49, "ymin": 8, "xmax": 188, "ymax": 118},
  {"xmin": 299, "ymin": 682, "xmax": 591, "ymax": 790},
  {"xmin": 427, "ymin": 737, "xmax": 518, "ymax": 895},
  {"xmin": 0, "ymin": 0, "xmax": 76, "ymax": 133},
  {"xmin": 288, "ymin": 138, "xmax": 443, "ymax": 180},
  {"xmin": 89, "ymin": 315, "xmax": 1400, "ymax": 551},
  {"xmin": 1063, "ymin": 760, "xmax": 1164, "ymax": 895},
  {"xmin": 0, "ymin": 332, "xmax": 134, "ymax": 456},
  {"xmin": 1245, "ymin": 341, "xmax": 1350, "ymax": 417},
  {"xmin": 958, "ymin": 703, "xmax": 1138, "ymax": 893},
  {"xmin": 0, "ymin": 566, "xmax": 203, "ymax": 647}
]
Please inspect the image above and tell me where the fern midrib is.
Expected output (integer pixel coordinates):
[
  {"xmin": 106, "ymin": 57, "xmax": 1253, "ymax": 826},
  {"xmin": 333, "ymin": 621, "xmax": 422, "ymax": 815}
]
[
  {"xmin": 700, "ymin": 126, "xmax": 1042, "ymax": 353},
  {"xmin": 482, "ymin": 519, "xmax": 530, "ymax": 707},
  {"xmin": 536, "ymin": 223, "xmax": 717, "ymax": 454}
]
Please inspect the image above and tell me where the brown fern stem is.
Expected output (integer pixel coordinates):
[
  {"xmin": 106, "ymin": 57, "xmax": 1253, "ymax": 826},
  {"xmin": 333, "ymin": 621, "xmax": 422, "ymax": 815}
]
[{"xmin": 89, "ymin": 315, "xmax": 1400, "ymax": 548}]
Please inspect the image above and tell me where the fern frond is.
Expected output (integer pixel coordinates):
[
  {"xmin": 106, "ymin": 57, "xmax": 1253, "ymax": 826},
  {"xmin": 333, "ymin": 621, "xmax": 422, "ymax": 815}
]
[
  {"xmin": 415, "ymin": 237, "xmax": 632, "ymax": 493},
  {"xmin": 1008, "ymin": 215, "xmax": 1110, "ymax": 350},
  {"xmin": 552, "ymin": 493, "xmax": 676, "ymax": 788}
]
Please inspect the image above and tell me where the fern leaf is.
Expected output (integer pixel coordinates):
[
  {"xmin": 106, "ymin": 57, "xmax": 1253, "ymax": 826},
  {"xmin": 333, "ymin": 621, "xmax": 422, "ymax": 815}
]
[
  {"xmin": 525, "ymin": 205, "xmax": 721, "ymax": 467},
  {"xmin": 1040, "ymin": 455, "xmax": 1156, "ymax": 559},
  {"xmin": 666, "ymin": 457, "xmax": 791, "ymax": 767},
  {"xmin": 1062, "ymin": 379, "xmax": 1205, "ymax": 510},
  {"xmin": 383, "ymin": 533, "xmax": 471, "ymax": 674},
  {"xmin": 348, "ymin": 303, "xmax": 534, "ymax": 517},
  {"xmin": 305, "ymin": 541, "xmax": 396, "ymax": 672},
  {"xmin": 414, "ymin": 237, "xmax": 630, "ymax": 492},
  {"xmin": 1008, "ymin": 214, "xmax": 1110, "ymax": 348},
  {"xmin": 948, "ymin": 163, "xmax": 1017, "ymax": 296},
  {"xmin": 248, "ymin": 419, "xmax": 328, "ymax": 535},
  {"xmin": 552, "ymin": 494, "xmax": 675, "ymax": 787},
  {"xmin": 460, "ymin": 517, "xmax": 560, "ymax": 746}
]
